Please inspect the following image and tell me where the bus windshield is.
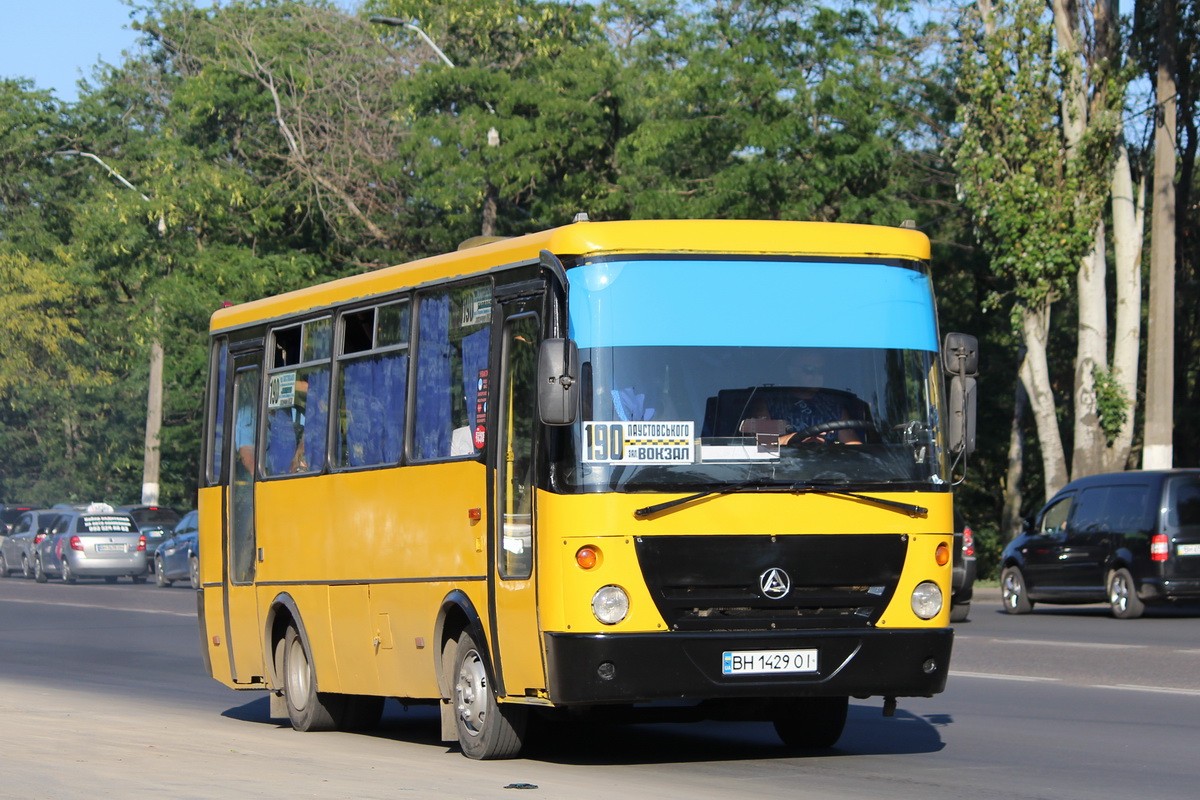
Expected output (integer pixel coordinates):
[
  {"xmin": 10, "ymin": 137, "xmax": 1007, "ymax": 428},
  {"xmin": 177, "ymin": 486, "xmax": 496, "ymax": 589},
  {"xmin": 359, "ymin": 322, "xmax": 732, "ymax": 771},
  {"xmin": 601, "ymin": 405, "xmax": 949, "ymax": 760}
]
[{"xmin": 556, "ymin": 256, "xmax": 947, "ymax": 493}]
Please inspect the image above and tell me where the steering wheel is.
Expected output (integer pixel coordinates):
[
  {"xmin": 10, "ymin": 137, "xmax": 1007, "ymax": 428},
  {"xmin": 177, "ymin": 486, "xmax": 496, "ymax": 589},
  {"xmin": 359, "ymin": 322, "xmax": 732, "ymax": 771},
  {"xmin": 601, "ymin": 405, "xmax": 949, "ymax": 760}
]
[{"xmin": 790, "ymin": 419, "xmax": 872, "ymax": 441}]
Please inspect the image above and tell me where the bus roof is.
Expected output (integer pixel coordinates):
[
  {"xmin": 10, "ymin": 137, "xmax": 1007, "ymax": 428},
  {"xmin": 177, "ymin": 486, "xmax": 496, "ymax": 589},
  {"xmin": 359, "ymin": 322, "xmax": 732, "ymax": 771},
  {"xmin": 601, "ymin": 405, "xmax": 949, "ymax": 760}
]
[{"xmin": 209, "ymin": 219, "xmax": 930, "ymax": 333}]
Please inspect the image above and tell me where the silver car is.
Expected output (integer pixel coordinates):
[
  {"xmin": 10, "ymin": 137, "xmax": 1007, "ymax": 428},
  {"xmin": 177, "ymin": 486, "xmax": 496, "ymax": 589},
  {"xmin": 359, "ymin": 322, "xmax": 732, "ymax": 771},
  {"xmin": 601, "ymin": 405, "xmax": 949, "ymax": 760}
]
[
  {"xmin": 0, "ymin": 510, "xmax": 62, "ymax": 578},
  {"xmin": 34, "ymin": 509, "xmax": 148, "ymax": 584}
]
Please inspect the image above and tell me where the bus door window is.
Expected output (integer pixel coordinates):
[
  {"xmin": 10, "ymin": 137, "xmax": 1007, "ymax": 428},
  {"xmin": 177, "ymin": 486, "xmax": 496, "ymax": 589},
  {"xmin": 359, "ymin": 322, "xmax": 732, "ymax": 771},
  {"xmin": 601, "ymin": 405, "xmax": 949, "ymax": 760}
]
[
  {"xmin": 230, "ymin": 363, "xmax": 260, "ymax": 584},
  {"xmin": 206, "ymin": 337, "xmax": 229, "ymax": 485},
  {"xmin": 499, "ymin": 314, "xmax": 539, "ymax": 580}
]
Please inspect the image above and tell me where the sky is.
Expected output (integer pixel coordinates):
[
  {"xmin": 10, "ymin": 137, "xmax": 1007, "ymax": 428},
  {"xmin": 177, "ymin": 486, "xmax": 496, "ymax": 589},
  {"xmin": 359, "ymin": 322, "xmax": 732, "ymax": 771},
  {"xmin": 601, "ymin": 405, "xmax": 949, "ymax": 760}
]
[{"xmin": 0, "ymin": 0, "xmax": 360, "ymax": 104}]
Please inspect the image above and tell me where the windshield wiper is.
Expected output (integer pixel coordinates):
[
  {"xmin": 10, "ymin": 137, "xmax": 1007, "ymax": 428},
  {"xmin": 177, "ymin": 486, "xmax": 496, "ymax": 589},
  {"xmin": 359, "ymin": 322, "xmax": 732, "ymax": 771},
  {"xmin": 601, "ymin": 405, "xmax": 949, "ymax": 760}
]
[
  {"xmin": 633, "ymin": 481, "xmax": 790, "ymax": 517},
  {"xmin": 791, "ymin": 483, "xmax": 928, "ymax": 517},
  {"xmin": 633, "ymin": 482, "xmax": 928, "ymax": 518}
]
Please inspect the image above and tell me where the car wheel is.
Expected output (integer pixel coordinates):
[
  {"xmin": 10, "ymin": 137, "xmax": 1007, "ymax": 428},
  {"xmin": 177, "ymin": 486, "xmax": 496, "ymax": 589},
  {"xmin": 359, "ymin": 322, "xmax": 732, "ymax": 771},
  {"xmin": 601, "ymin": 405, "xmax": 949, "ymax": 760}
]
[
  {"xmin": 189, "ymin": 556, "xmax": 200, "ymax": 590},
  {"xmin": 950, "ymin": 602, "xmax": 971, "ymax": 623},
  {"xmin": 61, "ymin": 558, "xmax": 77, "ymax": 584},
  {"xmin": 1000, "ymin": 566, "xmax": 1033, "ymax": 614},
  {"xmin": 453, "ymin": 630, "xmax": 527, "ymax": 759},
  {"xmin": 155, "ymin": 556, "xmax": 172, "ymax": 587},
  {"xmin": 0, "ymin": 550, "xmax": 12, "ymax": 577},
  {"xmin": 1108, "ymin": 568, "xmax": 1145, "ymax": 619},
  {"xmin": 22, "ymin": 554, "xmax": 33, "ymax": 579},
  {"xmin": 773, "ymin": 696, "xmax": 849, "ymax": 749},
  {"xmin": 34, "ymin": 557, "xmax": 48, "ymax": 583}
]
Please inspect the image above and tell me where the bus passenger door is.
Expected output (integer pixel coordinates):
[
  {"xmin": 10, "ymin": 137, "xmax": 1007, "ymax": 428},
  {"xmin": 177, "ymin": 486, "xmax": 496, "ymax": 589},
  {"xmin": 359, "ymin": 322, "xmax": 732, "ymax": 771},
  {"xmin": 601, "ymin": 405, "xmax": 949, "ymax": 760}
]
[
  {"xmin": 490, "ymin": 306, "xmax": 545, "ymax": 697},
  {"xmin": 225, "ymin": 353, "xmax": 265, "ymax": 683}
]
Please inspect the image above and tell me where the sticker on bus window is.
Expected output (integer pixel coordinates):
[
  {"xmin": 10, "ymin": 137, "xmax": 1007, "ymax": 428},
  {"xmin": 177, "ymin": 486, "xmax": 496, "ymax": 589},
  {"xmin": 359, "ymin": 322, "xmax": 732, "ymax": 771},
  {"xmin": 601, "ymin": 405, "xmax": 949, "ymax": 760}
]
[
  {"xmin": 583, "ymin": 421, "xmax": 694, "ymax": 464},
  {"xmin": 268, "ymin": 372, "xmax": 297, "ymax": 408}
]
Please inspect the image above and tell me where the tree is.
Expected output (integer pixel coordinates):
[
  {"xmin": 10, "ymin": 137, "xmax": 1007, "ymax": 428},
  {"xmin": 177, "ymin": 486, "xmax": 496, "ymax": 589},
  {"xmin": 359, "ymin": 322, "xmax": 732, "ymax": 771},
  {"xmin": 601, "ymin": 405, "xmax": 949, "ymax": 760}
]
[{"xmin": 952, "ymin": 0, "xmax": 1128, "ymax": 501}]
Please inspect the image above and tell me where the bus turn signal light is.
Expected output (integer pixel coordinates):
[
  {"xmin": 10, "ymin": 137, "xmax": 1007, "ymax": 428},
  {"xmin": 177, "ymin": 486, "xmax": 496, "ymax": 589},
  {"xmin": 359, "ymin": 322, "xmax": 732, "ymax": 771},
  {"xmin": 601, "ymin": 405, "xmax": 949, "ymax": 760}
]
[
  {"xmin": 935, "ymin": 542, "xmax": 950, "ymax": 566},
  {"xmin": 575, "ymin": 546, "xmax": 599, "ymax": 570}
]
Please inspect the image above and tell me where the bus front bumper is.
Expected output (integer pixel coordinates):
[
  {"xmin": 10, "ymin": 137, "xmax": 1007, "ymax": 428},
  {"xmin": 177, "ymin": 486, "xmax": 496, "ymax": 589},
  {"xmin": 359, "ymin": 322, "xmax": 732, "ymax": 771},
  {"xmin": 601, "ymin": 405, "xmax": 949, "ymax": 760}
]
[{"xmin": 543, "ymin": 628, "xmax": 953, "ymax": 705}]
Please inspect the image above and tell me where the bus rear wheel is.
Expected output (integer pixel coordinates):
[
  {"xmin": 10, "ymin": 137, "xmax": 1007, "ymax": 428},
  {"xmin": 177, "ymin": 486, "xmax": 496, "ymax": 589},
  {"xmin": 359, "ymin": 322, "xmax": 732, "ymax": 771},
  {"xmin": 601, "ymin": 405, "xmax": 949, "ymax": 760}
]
[
  {"xmin": 453, "ymin": 630, "xmax": 527, "ymax": 759},
  {"xmin": 772, "ymin": 696, "xmax": 849, "ymax": 749}
]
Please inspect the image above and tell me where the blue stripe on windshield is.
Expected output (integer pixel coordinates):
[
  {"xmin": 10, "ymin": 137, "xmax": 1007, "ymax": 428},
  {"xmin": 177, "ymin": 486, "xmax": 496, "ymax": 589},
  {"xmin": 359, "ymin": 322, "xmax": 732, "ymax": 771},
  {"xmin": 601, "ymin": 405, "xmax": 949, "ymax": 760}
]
[{"xmin": 567, "ymin": 259, "xmax": 938, "ymax": 351}]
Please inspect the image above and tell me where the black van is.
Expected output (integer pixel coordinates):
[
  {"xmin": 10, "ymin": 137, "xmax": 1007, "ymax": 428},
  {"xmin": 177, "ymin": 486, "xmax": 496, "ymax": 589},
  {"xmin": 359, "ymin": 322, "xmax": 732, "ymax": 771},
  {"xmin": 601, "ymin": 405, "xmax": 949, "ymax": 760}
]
[{"xmin": 1000, "ymin": 469, "xmax": 1200, "ymax": 618}]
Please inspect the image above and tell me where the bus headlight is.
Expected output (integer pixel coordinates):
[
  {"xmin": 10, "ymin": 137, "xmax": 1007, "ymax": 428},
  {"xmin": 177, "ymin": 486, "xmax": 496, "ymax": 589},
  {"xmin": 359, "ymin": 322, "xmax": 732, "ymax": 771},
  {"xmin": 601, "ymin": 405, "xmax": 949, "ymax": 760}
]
[
  {"xmin": 592, "ymin": 585, "xmax": 629, "ymax": 625},
  {"xmin": 910, "ymin": 581, "xmax": 943, "ymax": 620}
]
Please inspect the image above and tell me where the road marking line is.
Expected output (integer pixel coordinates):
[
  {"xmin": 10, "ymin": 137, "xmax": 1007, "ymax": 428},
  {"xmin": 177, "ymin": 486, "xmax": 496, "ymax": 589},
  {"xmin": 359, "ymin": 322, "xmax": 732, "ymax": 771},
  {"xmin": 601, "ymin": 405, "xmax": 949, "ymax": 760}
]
[
  {"xmin": 951, "ymin": 671, "xmax": 1061, "ymax": 683},
  {"xmin": 0, "ymin": 597, "xmax": 195, "ymax": 617},
  {"xmin": 1090, "ymin": 684, "xmax": 1200, "ymax": 696},
  {"xmin": 987, "ymin": 638, "xmax": 1147, "ymax": 650}
]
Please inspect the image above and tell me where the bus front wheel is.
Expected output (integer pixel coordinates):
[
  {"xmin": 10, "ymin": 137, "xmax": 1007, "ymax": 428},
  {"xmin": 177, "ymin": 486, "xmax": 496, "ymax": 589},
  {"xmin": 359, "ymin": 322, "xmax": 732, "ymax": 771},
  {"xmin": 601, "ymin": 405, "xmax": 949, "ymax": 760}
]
[
  {"xmin": 773, "ymin": 696, "xmax": 849, "ymax": 749},
  {"xmin": 453, "ymin": 630, "xmax": 527, "ymax": 759}
]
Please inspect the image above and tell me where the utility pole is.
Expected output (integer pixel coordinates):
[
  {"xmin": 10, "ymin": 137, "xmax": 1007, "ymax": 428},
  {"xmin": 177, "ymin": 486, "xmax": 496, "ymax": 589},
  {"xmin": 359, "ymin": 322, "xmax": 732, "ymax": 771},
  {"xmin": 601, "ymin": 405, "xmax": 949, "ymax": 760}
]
[
  {"xmin": 1143, "ymin": 1, "xmax": 1177, "ymax": 470},
  {"xmin": 55, "ymin": 150, "xmax": 166, "ymax": 505}
]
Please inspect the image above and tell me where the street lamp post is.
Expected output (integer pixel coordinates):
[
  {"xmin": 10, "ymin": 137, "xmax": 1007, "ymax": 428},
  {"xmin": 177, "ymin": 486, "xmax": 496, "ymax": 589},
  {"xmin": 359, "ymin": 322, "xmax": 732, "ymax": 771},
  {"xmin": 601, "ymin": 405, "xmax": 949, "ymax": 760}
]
[
  {"xmin": 369, "ymin": 17, "xmax": 500, "ymax": 236},
  {"xmin": 54, "ymin": 149, "xmax": 166, "ymax": 506}
]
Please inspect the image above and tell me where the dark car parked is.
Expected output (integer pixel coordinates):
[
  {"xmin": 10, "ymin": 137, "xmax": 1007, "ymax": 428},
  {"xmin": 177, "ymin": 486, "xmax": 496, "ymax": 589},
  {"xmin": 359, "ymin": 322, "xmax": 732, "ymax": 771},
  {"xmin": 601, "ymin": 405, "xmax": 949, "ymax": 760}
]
[
  {"xmin": 0, "ymin": 510, "xmax": 62, "ymax": 578},
  {"xmin": 117, "ymin": 505, "xmax": 182, "ymax": 571},
  {"xmin": 1000, "ymin": 469, "xmax": 1200, "ymax": 618},
  {"xmin": 154, "ymin": 510, "xmax": 199, "ymax": 589},
  {"xmin": 950, "ymin": 511, "xmax": 976, "ymax": 622}
]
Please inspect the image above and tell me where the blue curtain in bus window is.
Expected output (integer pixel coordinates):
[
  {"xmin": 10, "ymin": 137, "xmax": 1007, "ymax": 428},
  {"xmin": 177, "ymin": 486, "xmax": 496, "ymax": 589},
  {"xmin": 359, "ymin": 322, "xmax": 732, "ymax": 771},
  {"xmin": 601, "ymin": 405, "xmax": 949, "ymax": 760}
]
[
  {"xmin": 266, "ymin": 407, "xmax": 297, "ymax": 475},
  {"xmin": 302, "ymin": 367, "xmax": 329, "ymax": 470},
  {"xmin": 342, "ymin": 359, "xmax": 374, "ymax": 467},
  {"xmin": 416, "ymin": 294, "xmax": 451, "ymax": 459},
  {"xmin": 462, "ymin": 328, "xmax": 489, "ymax": 430},
  {"xmin": 382, "ymin": 352, "xmax": 407, "ymax": 462}
]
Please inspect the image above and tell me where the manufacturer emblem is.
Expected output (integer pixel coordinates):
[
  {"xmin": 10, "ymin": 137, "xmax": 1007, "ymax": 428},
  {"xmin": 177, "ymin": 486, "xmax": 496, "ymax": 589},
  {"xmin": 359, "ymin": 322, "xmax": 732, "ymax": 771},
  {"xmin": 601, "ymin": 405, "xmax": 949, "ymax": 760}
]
[{"xmin": 759, "ymin": 567, "xmax": 791, "ymax": 599}]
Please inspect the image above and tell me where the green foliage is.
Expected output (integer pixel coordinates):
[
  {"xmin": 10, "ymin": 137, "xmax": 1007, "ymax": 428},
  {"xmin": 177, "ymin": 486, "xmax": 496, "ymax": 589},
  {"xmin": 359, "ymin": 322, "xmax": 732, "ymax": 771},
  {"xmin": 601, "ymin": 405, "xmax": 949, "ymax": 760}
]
[
  {"xmin": 1091, "ymin": 365, "xmax": 1131, "ymax": 444},
  {"xmin": 950, "ymin": 0, "xmax": 1118, "ymax": 316}
]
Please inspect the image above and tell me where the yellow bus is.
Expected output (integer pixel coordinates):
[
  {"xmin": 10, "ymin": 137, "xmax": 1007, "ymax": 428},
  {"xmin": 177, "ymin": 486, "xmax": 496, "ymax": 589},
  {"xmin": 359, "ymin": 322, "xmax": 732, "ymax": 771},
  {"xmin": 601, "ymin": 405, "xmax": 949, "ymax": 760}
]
[{"xmin": 197, "ymin": 218, "xmax": 978, "ymax": 759}]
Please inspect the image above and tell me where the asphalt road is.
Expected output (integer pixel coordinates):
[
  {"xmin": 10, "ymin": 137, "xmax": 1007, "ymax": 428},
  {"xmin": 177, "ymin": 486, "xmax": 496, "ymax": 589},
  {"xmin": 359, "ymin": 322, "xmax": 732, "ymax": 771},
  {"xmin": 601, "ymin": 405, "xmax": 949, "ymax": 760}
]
[{"xmin": 1, "ymin": 578, "xmax": 1198, "ymax": 799}]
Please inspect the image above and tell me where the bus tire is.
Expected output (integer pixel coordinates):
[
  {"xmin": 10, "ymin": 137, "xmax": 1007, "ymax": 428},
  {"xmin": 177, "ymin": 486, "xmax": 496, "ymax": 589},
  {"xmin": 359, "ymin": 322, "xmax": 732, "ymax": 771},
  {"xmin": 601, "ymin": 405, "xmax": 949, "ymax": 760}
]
[
  {"xmin": 453, "ymin": 630, "xmax": 527, "ymax": 759},
  {"xmin": 282, "ymin": 624, "xmax": 339, "ymax": 732},
  {"xmin": 773, "ymin": 696, "xmax": 849, "ymax": 749}
]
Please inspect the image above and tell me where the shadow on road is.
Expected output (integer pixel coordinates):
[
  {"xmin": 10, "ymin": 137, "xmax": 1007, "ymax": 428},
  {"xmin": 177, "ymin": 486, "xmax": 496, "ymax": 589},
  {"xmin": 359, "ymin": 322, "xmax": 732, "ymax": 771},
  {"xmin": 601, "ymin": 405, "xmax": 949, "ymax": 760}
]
[{"xmin": 219, "ymin": 695, "xmax": 946, "ymax": 764}]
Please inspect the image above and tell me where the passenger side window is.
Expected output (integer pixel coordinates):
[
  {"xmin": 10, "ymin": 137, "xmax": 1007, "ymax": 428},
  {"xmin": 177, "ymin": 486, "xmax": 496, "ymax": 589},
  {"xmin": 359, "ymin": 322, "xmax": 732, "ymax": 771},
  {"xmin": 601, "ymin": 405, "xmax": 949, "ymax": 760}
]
[
  {"xmin": 335, "ymin": 301, "xmax": 410, "ymax": 469},
  {"xmin": 265, "ymin": 318, "xmax": 332, "ymax": 476},
  {"xmin": 413, "ymin": 282, "xmax": 492, "ymax": 460}
]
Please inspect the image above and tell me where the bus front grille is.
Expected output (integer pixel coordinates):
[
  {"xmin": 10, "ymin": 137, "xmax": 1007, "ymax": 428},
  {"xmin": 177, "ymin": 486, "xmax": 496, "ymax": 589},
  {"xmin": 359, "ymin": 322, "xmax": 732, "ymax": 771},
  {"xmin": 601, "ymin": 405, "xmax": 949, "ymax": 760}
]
[{"xmin": 634, "ymin": 534, "xmax": 906, "ymax": 631}]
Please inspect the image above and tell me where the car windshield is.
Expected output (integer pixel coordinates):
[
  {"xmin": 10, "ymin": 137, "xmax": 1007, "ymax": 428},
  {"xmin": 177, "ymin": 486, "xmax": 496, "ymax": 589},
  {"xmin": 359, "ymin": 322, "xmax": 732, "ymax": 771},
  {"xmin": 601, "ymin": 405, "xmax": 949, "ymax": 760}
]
[{"xmin": 552, "ymin": 256, "xmax": 948, "ymax": 493}]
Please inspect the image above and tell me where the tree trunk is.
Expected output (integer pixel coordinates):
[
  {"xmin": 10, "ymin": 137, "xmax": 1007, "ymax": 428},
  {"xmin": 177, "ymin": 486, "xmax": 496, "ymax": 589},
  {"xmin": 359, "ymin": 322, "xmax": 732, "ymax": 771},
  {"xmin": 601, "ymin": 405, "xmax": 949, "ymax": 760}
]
[
  {"xmin": 1071, "ymin": 222, "xmax": 1108, "ymax": 479},
  {"xmin": 1020, "ymin": 302, "xmax": 1070, "ymax": 499},
  {"xmin": 1002, "ymin": 350, "xmax": 1029, "ymax": 540},
  {"xmin": 1106, "ymin": 140, "xmax": 1145, "ymax": 472},
  {"xmin": 1144, "ymin": 0, "xmax": 1178, "ymax": 469}
]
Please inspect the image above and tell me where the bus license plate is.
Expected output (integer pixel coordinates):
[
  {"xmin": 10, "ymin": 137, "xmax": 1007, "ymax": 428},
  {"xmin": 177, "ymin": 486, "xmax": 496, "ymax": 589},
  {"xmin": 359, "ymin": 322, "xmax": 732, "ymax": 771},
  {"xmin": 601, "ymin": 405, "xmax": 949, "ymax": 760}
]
[{"xmin": 722, "ymin": 649, "xmax": 818, "ymax": 675}]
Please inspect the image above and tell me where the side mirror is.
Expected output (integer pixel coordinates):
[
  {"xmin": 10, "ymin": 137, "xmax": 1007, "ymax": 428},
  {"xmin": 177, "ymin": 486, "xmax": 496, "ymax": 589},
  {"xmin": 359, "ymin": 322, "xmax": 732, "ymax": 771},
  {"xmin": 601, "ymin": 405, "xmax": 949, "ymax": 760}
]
[
  {"xmin": 538, "ymin": 338, "xmax": 579, "ymax": 426},
  {"xmin": 947, "ymin": 374, "xmax": 977, "ymax": 455},
  {"xmin": 942, "ymin": 332, "xmax": 979, "ymax": 456},
  {"xmin": 942, "ymin": 332, "xmax": 979, "ymax": 376}
]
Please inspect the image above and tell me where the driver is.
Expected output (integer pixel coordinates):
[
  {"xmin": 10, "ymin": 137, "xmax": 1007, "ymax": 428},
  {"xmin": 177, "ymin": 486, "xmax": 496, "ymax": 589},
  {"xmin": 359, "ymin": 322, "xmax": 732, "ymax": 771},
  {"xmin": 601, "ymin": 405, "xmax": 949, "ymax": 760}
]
[{"xmin": 754, "ymin": 351, "xmax": 862, "ymax": 445}]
